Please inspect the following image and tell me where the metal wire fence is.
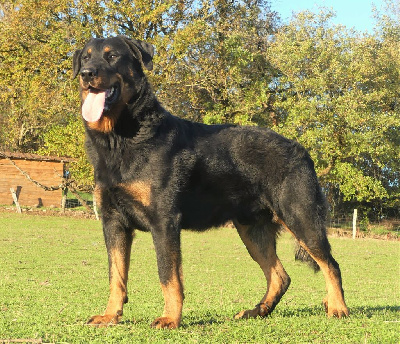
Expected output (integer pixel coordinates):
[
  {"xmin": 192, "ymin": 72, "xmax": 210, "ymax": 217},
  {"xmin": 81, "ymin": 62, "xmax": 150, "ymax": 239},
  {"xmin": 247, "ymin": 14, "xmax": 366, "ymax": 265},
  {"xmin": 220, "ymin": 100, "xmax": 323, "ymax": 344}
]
[{"xmin": 6, "ymin": 188, "xmax": 398, "ymax": 236}]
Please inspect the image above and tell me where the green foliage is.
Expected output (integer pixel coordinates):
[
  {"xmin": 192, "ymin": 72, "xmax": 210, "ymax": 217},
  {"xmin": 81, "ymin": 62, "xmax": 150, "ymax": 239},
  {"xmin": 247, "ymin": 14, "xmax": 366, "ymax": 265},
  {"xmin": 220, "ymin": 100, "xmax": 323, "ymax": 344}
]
[
  {"xmin": 0, "ymin": 0, "xmax": 89, "ymax": 151},
  {"xmin": 38, "ymin": 115, "xmax": 93, "ymax": 186},
  {"xmin": 152, "ymin": 0, "xmax": 278, "ymax": 126},
  {"xmin": 0, "ymin": 0, "xmax": 398, "ymax": 216},
  {"xmin": 267, "ymin": 6, "xmax": 400, "ymax": 211},
  {"xmin": 0, "ymin": 213, "xmax": 399, "ymax": 343},
  {"xmin": 334, "ymin": 162, "xmax": 388, "ymax": 202}
]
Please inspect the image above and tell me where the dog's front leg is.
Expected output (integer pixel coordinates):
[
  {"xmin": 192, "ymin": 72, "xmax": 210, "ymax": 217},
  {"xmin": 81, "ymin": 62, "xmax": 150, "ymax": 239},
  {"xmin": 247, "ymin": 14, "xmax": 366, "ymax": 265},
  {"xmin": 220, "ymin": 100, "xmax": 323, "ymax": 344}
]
[
  {"xmin": 87, "ymin": 214, "xmax": 134, "ymax": 327},
  {"xmin": 150, "ymin": 225, "xmax": 184, "ymax": 329}
]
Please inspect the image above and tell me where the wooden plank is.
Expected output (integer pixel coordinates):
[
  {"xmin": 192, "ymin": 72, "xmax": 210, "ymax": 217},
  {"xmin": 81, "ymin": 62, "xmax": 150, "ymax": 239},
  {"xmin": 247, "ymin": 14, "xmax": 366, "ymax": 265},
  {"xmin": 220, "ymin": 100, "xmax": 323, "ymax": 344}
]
[{"xmin": 0, "ymin": 158, "xmax": 65, "ymax": 207}]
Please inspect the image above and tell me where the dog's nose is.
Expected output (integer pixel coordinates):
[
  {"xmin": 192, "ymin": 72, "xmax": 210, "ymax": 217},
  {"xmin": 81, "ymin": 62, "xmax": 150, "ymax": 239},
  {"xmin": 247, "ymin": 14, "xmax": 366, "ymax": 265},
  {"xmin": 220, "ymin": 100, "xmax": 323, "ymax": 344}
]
[{"xmin": 80, "ymin": 68, "xmax": 98, "ymax": 82}]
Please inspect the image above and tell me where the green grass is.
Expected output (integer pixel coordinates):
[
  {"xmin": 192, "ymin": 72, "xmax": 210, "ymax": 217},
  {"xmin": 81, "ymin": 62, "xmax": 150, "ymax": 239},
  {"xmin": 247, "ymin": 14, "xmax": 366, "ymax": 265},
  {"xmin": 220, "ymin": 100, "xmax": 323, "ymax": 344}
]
[
  {"xmin": 0, "ymin": 213, "xmax": 398, "ymax": 343},
  {"xmin": 366, "ymin": 224, "xmax": 400, "ymax": 238}
]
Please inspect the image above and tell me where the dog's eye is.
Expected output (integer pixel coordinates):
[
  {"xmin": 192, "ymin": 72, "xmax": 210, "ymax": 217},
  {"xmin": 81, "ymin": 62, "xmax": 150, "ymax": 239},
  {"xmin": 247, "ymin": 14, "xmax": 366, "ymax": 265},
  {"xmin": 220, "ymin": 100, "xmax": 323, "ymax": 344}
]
[{"xmin": 107, "ymin": 53, "xmax": 118, "ymax": 60}]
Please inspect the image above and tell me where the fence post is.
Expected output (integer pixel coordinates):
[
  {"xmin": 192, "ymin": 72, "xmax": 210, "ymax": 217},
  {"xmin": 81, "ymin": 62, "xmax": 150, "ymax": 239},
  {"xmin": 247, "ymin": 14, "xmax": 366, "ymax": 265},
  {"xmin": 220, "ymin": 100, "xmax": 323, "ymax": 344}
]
[
  {"xmin": 352, "ymin": 209, "xmax": 358, "ymax": 239},
  {"xmin": 10, "ymin": 188, "xmax": 22, "ymax": 214},
  {"xmin": 93, "ymin": 193, "xmax": 99, "ymax": 220},
  {"xmin": 61, "ymin": 187, "xmax": 68, "ymax": 213}
]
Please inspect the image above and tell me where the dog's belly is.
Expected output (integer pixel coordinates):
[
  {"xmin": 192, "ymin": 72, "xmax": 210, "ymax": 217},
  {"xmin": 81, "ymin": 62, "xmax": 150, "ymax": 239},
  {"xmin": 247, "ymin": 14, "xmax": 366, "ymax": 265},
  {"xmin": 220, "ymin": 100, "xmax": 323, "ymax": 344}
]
[
  {"xmin": 179, "ymin": 196, "xmax": 233, "ymax": 230},
  {"xmin": 178, "ymin": 187, "xmax": 265, "ymax": 230}
]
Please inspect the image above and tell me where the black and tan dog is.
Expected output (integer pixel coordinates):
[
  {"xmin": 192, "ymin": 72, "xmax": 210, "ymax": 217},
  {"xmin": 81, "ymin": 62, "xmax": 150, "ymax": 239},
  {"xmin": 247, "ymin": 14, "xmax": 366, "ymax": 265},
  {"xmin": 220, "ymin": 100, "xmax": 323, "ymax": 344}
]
[{"xmin": 72, "ymin": 36, "xmax": 349, "ymax": 329}]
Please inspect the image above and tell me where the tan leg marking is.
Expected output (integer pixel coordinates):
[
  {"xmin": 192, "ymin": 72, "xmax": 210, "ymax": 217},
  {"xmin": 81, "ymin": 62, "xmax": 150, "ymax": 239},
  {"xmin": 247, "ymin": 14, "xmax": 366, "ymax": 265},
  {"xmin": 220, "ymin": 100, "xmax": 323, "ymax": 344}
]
[
  {"xmin": 274, "ymin": 216, "xmax": 349, "ymax": 318},
  {"xmin": 312, "ymin": 256, "xmax": 349, "ymax": 318},
  {"xmin": 93, "ymin": 185, "xmax": 102, "ymax": 209},
  {"xmin": 87, "ymin": 248, "xmax": 130, "ymax": 327},
  {"xmin": 151, "ymin": 256, "xmax": 184, "ymax": 329},
  {"xmin": 234, "ymin": 222, "xmax": 290, "ymax": 319}
]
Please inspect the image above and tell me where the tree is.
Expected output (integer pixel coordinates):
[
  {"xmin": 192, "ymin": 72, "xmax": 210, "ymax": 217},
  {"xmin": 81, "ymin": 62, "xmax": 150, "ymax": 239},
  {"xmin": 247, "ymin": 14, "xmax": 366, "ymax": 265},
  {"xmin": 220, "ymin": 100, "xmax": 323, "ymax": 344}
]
[
  {"xmin": 267, "ymin": 7, "xmax": 399, "ymax": 217},
  {"xmin": 0, "ymin": 0, "xmax": 193, "ymax": 184},
  {"xmin": 0, "ymin": 0, "xmax": 398, "ymax": 219},
  {"xmin": 0, "ymin": 0, "xmax": 92, "ymax": 151},
  {"xmin": 38, "ymin": 115, "xmax": 93, "ymax": 187},
  {"xmin": 152, "ymin": 0, "xmax": 279, "ymax": 126},
  {"xmin": 1, "ymin": 0, "xmax": 279, "ymax": 185}
]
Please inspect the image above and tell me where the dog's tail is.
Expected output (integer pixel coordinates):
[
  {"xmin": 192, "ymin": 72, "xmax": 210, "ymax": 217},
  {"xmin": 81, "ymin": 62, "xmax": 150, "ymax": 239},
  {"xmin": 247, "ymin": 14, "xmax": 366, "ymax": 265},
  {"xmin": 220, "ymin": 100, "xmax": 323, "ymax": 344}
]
[{"xmin": 294, "ymin": 242, "xmax": 320, "ymax": 272}]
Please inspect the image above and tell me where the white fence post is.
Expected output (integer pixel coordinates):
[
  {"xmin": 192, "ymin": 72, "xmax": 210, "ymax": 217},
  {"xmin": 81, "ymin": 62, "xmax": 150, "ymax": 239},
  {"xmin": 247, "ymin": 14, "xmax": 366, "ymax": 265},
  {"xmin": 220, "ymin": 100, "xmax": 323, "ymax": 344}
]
[
  {"xmin": 93, "ymin": 193, "xmax": 99, "ymax": 220},
  {"xmin": 352, "ymin": 209, "xmax": 358, "ymax": 239},
  {"xmin": 10, "ymin": 188, "xmax": 22, "ymax": 214}
]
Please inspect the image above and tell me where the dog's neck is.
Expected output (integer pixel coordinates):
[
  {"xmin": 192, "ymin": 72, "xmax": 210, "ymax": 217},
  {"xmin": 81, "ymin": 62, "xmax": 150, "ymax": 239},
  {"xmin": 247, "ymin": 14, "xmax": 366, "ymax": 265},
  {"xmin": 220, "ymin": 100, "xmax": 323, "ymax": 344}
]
[
  {"xmin": 122, "ymin": 80, "xmax": 166, "ymax": 141},
  {"xmin": 85, "ymin": 79, "xmax": 167, "ymax": 145}
]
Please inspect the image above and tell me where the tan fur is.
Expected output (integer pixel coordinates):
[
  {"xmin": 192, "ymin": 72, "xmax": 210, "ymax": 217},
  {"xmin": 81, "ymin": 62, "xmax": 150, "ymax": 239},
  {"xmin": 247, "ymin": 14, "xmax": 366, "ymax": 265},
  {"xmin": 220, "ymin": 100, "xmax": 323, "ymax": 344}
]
[
  {"xmin": 234, "ymin": 222, "xmax": 290, "ymax": 319},
  {"xmin": 152, "ymin": 253, "xmax": 184, "ymax": 329},
  {"xmin": 120, "ymin": 181, "xmax": 151, "ymax": 207},
  {"xmin": 93, "ymin": 185, "xmax": 102, "ymax": 209},
  {"xmin": 273, "ymin": 216, "xmax": 349, "ymax": 318},
  {"xmin": 80, "ymin": 73, "xmax": 133, "ymax": 133},
  {"xmin": 87, "ymin": 248, "xmax": 130, "ymax": 327}
]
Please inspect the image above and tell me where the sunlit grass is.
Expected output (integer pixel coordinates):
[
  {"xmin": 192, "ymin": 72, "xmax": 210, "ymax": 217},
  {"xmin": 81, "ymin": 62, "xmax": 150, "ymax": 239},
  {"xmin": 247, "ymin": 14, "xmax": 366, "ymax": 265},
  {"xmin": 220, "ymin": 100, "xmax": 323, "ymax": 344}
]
[{"xmin": 0, "ymin": 213, "xmax": 398, "ymax": 343}]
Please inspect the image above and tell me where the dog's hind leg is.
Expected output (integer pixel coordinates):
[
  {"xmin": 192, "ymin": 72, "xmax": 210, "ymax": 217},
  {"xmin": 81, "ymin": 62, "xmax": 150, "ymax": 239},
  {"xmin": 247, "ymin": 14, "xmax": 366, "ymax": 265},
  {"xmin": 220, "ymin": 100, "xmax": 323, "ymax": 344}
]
[
  {"xmin": 276, "ymin": 174, "xmax": 349, "ymax": 318},
  {"xmin": 278, "ymin": 215, "xmax": 349, "ymax": 318},
  {"xmin": 233, "ymin": 219, "xmax": 291, "ymax": 319}
]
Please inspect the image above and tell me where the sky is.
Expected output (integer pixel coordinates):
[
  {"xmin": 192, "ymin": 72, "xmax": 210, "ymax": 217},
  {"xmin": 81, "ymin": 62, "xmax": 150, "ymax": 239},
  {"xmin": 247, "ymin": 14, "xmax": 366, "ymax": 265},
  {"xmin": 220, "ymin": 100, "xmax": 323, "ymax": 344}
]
[{"xmin": 270, "ymin": 0, "xmax": 387, "ymax": 33}]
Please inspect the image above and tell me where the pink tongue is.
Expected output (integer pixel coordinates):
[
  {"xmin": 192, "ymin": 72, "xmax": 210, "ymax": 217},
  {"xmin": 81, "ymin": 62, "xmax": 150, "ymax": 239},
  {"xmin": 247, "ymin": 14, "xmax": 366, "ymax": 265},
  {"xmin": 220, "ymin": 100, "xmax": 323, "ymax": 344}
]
[{"xmin": 82, "ymin": 90, "xmax": 106, "ymax": 122}]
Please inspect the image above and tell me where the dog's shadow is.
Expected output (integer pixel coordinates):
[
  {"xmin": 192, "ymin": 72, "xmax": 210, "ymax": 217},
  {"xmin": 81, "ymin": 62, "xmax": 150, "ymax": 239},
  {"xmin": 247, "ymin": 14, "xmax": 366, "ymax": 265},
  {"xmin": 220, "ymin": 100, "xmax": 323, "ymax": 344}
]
[
  {"xmin": 117, "ymin": 305, "xmax": 398, "ymax": 329},
  {"xmin": 184, "ymin": 317, "xmax": 226, "ymax": 327},
  {"xmin": 188, "ymin": 305, "xmax": 399, "ymax": 325},
  {"xmin": 119, "ymin": 316, "xmax": 225, "ymax": 328},
  {"xmin": 278, "ymin": 304, "xmax": 398, "ymax": 319},
  {"xmin": 348, "ymin": 305, "xmax": 399, "ymax": 318}
]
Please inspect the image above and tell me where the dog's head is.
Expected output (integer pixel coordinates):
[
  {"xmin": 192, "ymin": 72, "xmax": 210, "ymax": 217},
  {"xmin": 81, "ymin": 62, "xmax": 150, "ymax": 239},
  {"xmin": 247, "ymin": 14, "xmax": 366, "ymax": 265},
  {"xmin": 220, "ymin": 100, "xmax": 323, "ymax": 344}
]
[{"xmin": 73, "ymin": 36, "xmax": 154, "ymax": 132}]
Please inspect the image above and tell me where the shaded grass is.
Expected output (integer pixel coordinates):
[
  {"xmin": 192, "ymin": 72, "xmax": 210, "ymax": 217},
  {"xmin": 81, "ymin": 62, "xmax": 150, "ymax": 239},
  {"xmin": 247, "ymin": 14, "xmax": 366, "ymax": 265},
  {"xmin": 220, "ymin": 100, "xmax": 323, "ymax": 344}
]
[{"xmin": 0, "ymin": 213, "xmax": 399, "ymax": 343}]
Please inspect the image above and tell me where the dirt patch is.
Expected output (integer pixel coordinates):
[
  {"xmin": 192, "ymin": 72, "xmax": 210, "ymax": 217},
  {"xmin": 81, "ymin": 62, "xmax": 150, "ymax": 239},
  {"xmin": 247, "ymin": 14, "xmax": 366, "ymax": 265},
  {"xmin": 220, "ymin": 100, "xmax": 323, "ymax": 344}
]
[
  {"xmin": 0, "ymin": 205, "xmax": 97, "ymax": 219},
  {"xmin": 328, "ymin": 227, "xmax": 399, "ymax": 241}
]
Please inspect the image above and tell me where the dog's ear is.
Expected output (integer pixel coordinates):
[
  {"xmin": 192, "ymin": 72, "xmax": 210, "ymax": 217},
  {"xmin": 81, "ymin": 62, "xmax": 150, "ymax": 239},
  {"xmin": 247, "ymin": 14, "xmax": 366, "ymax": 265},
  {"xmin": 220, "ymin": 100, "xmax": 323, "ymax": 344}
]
[
  {"xmin": 72, "ymin": 49, "xmax": 82, "ymax": 79},
  {"xmin": 121, "ymin": 36, "xmax": 154, "ymax": 71}
]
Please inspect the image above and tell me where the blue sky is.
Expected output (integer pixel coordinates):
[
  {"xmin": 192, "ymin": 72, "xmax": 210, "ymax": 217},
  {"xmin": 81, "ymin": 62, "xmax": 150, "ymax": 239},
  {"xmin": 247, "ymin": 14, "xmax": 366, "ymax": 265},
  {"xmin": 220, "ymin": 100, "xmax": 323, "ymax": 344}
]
[{"xmin": 271, "ymin": 0, "xmax": 386, "ymax": 32}]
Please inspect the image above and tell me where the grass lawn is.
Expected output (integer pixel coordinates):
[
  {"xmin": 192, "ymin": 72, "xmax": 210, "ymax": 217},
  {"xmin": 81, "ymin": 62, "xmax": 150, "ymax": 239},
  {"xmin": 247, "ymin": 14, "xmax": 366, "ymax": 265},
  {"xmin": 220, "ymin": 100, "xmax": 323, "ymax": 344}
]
[{"xmin": 0, "ymin": 212, "xmax": 398, "ymax": 343}]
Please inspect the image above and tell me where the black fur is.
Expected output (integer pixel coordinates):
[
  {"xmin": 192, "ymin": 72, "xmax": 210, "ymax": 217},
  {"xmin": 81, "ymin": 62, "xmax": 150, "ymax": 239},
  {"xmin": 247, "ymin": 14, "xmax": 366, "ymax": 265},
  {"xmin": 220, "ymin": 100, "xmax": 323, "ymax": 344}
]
[{"xmin": 73, "ymin": 36, "xmax": 348, "ymax": 328}]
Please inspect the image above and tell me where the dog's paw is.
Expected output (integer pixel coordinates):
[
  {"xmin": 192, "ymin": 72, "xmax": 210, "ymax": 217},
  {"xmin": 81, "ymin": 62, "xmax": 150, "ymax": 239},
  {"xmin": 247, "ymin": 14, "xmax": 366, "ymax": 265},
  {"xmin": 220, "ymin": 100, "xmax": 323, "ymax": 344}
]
[
  {"xmin": 234, "ymin": 303, "xmax": 271, "ymax": 319},
  {"xmin": 150, "ymin": 316, "xmax": 179, "ymax": 329},
  {"xmin": 323, "ymin": 297, "xmax": 349, "ymax": 318},
  {"xmin": 86, "ymin": 312, "xmax": 122, "ymax": 327},
  {"xmin": 234, "ymin": 307, "xmax": 265, "ymax": 319}
]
